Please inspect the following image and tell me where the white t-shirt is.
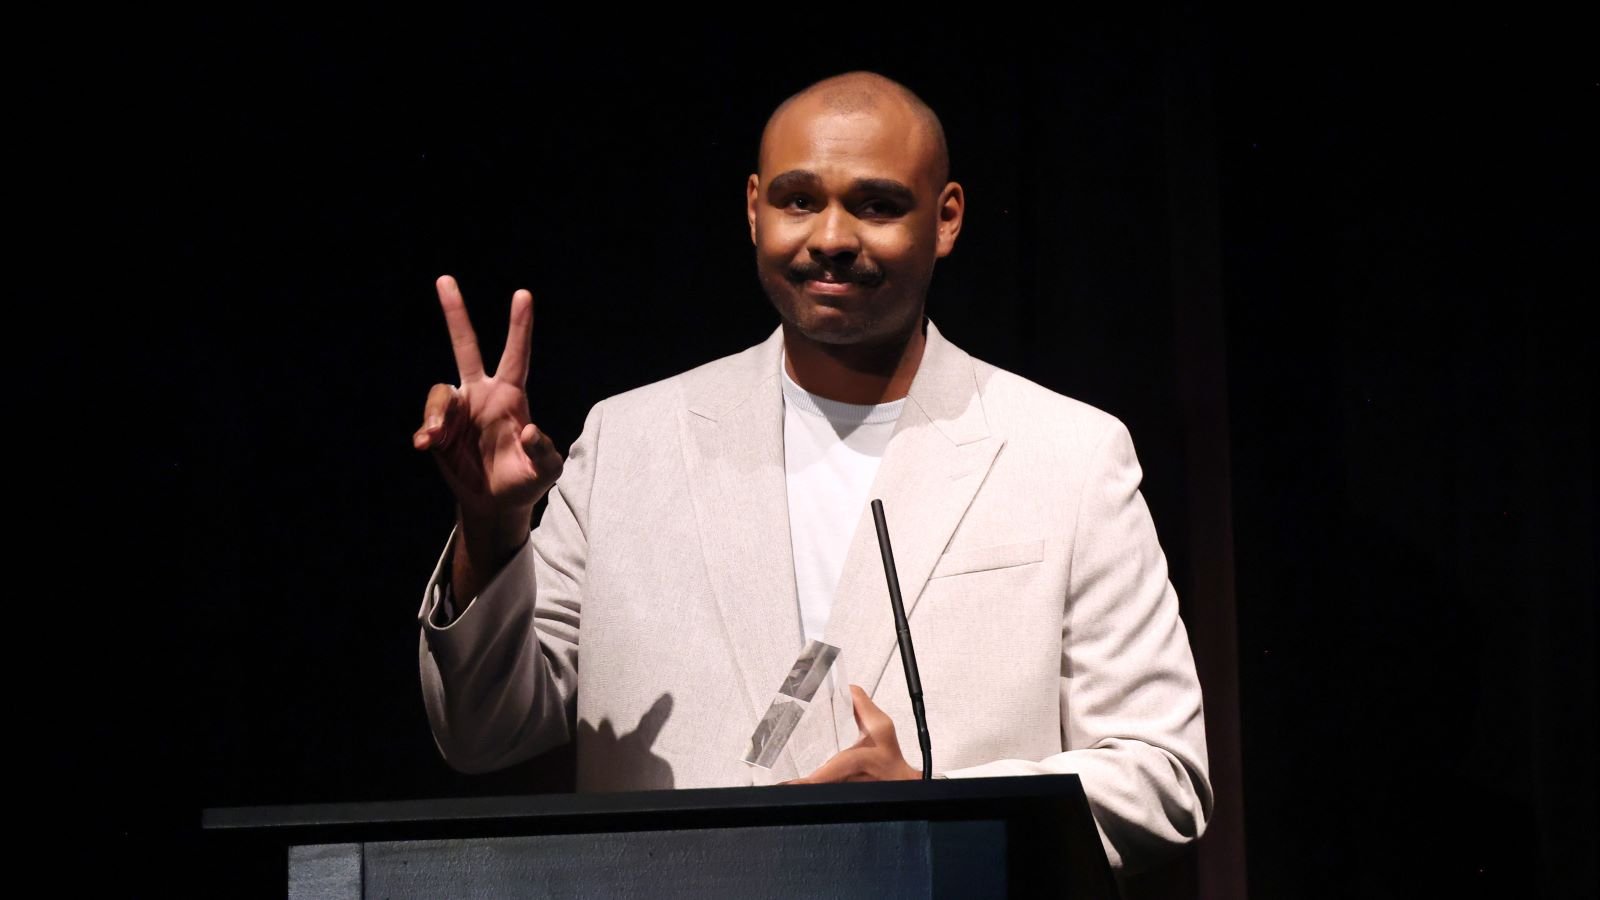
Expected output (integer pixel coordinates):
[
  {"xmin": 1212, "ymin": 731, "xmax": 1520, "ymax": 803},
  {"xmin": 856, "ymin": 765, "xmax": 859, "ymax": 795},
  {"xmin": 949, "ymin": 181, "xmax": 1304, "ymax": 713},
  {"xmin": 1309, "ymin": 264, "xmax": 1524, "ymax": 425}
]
[{"xmin": 780, "ymin": 364, "xmax": 907, "ymax": 645}]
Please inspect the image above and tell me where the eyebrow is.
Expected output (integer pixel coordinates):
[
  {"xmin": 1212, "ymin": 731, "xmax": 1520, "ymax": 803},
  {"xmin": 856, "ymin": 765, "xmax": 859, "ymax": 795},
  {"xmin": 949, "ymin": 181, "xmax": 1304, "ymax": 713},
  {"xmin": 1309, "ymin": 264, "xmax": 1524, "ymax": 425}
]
[{"xmin": 766, "ymin": 170, "xmax": 919, "ymax": 209}]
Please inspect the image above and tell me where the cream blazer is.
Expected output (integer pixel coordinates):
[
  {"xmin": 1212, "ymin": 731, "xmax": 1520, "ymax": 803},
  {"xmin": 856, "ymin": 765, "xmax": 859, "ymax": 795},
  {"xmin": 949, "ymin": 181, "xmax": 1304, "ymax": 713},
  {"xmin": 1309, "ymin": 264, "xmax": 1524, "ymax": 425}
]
[{"xmin": 419, "ymin": 322, "xmax": 1211, "ymax": 869}]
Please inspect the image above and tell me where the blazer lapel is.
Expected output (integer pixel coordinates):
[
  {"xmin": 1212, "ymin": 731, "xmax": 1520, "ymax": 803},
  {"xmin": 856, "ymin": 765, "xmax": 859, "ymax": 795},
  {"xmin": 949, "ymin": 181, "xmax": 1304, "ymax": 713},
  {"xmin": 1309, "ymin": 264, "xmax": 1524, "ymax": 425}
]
[
  {"xmin": 825, "ymin": 322, "xmax": 1004, "ymax": 749},
  {"xmin": 677, "ymin": 328, "xmax": 806, "ymax": 780}
]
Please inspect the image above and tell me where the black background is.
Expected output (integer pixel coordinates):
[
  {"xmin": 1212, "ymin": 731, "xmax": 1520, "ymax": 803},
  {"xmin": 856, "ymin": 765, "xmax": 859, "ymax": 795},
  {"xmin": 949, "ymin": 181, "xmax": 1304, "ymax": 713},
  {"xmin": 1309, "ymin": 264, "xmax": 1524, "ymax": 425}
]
[{"xmin": 28, "ymin": 10, "xmax": 1594, "ymax": 897}]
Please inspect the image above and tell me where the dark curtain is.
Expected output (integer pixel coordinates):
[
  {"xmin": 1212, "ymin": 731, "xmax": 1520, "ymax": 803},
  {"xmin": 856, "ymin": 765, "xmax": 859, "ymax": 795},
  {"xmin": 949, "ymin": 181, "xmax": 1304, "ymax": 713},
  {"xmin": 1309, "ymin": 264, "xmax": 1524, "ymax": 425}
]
[{"xmin": 44, "ymin": 10, "xmax": 1589, "ymax": 898}]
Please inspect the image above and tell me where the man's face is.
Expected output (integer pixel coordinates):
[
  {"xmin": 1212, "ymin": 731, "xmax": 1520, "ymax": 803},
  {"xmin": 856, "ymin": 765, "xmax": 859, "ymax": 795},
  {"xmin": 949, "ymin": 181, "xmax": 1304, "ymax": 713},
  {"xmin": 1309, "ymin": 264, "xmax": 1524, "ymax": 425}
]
[{"xmin": 746, "ymin": 100, "xmax": 961, "ymax": 348}]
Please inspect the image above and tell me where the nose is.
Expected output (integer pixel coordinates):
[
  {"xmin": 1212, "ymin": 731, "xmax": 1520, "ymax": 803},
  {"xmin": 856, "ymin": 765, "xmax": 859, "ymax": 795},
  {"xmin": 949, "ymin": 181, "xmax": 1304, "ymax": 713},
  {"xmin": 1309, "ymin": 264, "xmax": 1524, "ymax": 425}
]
[{"xmin": 807, "ymin": 203, "xmax": 861, "ymax": 261}]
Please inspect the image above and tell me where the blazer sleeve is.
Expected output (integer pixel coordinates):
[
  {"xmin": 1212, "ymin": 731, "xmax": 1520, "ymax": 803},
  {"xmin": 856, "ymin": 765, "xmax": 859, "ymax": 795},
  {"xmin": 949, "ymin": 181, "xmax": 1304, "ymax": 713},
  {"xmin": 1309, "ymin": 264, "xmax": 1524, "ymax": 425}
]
[
  {"xmin": 942, "ymin": 420, "xmax": 1213, "ymax": 872},
  {"xmin": 416, "ymin": 403, "xmax": 603, "ymax": 774}
]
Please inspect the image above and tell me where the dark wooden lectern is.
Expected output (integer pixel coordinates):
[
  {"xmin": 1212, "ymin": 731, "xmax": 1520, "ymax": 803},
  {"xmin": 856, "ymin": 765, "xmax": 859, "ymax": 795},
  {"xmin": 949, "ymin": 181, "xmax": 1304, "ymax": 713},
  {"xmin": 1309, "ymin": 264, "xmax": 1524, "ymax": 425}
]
[{"xmin": 203, "ymin": 773, "xmax": 1117, "ymax": 898}]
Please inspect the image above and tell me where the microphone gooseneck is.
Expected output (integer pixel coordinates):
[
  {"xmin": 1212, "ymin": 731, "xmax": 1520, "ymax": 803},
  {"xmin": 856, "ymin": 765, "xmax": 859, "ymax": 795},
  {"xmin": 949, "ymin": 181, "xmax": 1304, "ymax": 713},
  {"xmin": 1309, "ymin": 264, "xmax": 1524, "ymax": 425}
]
[{"xmin": 870, "ymin": 499, "xmax": 932, "ymax": 780}]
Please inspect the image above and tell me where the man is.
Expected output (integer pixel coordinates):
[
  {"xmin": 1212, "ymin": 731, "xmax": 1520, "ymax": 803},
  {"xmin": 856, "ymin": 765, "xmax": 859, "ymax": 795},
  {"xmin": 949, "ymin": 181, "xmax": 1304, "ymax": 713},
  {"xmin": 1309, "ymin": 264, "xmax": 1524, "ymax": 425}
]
[{"xmin": 413, "ymin": 71, "xmax": 1211, "ymax": 871}]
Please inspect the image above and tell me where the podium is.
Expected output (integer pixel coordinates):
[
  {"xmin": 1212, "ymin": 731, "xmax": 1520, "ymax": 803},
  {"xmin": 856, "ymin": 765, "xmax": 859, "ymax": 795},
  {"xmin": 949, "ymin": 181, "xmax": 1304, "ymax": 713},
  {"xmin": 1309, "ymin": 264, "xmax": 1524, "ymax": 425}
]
[{"xmin": 202, "ymin": 774, "xmax": 1117, "ymax": 898}]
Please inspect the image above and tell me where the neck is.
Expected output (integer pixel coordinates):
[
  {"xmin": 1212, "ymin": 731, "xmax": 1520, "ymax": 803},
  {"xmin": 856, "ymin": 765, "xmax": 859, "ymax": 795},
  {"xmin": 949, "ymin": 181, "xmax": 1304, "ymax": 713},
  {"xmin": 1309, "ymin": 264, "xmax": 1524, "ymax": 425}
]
[{"xmin": 782, "ymin": 320, "xmax": 927, "ymax": 405}]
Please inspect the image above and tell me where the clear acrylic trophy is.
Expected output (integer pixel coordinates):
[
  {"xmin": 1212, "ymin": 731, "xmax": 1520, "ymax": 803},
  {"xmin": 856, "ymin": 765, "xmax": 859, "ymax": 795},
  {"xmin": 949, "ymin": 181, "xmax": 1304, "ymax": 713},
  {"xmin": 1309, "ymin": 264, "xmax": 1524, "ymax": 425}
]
[{"xmin": 741, "ymin": 639, "xmax": 840, "ymax": 769}]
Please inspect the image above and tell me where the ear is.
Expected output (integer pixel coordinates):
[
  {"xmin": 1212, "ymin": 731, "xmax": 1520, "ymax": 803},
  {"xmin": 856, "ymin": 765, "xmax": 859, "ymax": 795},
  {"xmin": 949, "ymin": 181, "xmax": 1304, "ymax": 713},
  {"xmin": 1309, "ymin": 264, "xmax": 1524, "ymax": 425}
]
[
  {"xmin": 746, "ymin": 174, "xmax": 761, "ymax": 246},
  {"xmin": 934, "ymin": 181, "xmax": 965, "ymax": 258}
]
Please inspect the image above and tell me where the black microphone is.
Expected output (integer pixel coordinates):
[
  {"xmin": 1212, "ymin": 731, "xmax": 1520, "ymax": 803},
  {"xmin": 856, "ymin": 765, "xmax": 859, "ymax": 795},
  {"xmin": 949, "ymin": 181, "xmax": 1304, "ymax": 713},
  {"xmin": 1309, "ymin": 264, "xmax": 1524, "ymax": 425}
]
[{"xmin": 870, "ymin": 499, "xmax": 932, "ymax": 780}]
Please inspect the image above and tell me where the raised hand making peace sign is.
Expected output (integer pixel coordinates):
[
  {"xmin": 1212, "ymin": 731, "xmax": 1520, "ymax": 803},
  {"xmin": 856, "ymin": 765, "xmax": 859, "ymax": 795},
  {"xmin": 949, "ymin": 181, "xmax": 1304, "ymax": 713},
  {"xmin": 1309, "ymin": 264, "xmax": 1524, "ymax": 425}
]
[{"xmin": 413, "ymin": 275, "xmax": 565, "ymax": 601}]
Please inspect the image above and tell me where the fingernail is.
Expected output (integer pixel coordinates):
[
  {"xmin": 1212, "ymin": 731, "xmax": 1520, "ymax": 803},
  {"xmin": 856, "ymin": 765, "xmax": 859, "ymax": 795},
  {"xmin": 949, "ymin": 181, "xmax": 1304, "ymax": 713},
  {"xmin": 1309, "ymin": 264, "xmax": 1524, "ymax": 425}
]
[{"xmin": 426, "ymin": 414, "xmax": 442, "ymax": 430}]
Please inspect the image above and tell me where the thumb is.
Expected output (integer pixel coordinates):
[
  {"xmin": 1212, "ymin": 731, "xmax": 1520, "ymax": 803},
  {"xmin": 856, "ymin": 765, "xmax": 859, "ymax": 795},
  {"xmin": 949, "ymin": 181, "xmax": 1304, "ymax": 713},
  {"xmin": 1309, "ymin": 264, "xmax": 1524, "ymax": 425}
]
[
  {"xmin": 849, "ymin": 684, "xmax": 877, "ymax": 741},
  {"xmin": 849, "ymin": 684, "xmax": 867, "ymax": 730},
  {"xmin": 849, "ymin": 684, "xmax": 895, "ymax": 743},
  {"xmin": 520, "ymin": 423, "xmax": 565, "ymax": 484}
]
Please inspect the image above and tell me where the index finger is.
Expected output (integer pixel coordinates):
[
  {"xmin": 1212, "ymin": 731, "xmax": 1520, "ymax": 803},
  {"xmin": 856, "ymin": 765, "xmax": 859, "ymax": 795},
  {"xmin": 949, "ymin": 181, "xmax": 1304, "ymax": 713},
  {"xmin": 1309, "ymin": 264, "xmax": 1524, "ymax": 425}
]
[
  {"xmin": 797, "ymin": 747, "xmax": 870, "ymax": 785},
  {"xmin": 436, "ymin": 275, "xmax": 485, "ymax": 383}
]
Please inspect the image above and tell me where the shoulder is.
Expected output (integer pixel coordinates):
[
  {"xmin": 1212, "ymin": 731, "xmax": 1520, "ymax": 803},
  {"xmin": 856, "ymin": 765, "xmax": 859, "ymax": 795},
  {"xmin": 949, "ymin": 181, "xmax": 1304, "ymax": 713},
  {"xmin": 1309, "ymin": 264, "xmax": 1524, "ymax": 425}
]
[
  {"xmin": 585, "ymin": 328, "xmax": 782, "ymax": 428},
  {"xmin": 963, "ymin": 353, "xmax": 1129, "ymax": 463}
]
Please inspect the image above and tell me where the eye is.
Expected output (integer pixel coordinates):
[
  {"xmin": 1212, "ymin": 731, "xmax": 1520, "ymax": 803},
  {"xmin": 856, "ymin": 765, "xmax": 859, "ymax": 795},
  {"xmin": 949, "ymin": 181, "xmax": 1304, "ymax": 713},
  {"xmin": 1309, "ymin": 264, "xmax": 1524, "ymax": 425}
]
[
  {"xmin": 780, "ymin": 195, "xmax": 817, "ymax": 212},
  {"xmin": 858, "ymin": 199, "xmax": 905, "ymax": 219}
]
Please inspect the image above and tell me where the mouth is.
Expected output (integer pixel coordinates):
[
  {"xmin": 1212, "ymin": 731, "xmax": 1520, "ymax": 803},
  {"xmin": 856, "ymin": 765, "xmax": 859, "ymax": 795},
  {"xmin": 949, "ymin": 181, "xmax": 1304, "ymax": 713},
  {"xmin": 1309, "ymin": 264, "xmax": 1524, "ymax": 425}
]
[
  {"xmin": 789, "ymin": 265, "xmax": 882, "ymax": 297},
  {"xmin": 802, "ymin": 277, "xmax": 862, "ymax": 295}
]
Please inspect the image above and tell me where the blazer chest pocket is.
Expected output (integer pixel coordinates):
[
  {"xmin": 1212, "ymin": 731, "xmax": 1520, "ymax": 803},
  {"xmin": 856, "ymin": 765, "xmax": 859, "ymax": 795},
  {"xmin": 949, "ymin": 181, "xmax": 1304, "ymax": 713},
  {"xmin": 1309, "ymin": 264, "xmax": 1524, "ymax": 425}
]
[{"xmin": 928, "ymin": 539, "xmax": 1044, "ymax": 579}]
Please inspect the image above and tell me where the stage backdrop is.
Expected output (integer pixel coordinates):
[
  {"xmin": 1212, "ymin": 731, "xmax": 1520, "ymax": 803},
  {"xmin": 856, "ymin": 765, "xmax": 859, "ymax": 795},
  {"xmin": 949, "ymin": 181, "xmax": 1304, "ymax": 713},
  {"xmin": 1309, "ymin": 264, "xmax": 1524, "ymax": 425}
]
[{"xmin": 62, "ymin": 10, "xmax": 1591, "ymax": 899}]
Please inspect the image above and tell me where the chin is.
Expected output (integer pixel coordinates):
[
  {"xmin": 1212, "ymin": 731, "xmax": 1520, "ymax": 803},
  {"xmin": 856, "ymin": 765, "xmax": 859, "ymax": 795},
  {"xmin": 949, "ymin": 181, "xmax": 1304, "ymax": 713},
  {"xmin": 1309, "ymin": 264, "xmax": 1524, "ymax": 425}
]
[
  {"xmin": 781, "ymin": 298, "xmax": 874, "ymax": 344},
  {"xmin": 762, "ymin": 275, "xmax": 916, "ymax": 348},
  {"xmin": 793, "ymin": 308, "xmax": 917, "ymax": 349},
  {"xmin": 794, "ymin": 320, "xmax": 873, "ymax": 345}
]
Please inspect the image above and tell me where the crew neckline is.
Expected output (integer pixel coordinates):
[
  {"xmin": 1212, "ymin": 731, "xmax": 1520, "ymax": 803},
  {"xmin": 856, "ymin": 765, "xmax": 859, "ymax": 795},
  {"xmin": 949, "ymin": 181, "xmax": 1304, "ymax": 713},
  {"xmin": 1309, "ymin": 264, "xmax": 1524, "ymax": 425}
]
[{"xmin": 780, "ymin": 362, "xmax": 907, "ymax": 425}]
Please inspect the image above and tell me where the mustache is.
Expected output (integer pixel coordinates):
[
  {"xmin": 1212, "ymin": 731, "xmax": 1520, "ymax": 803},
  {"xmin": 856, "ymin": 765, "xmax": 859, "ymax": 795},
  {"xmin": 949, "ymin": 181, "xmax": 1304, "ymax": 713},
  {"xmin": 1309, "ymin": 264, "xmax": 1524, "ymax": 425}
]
[{"xmin": 786, "ymin": 260, "xmax": 885, "ymax": 288}]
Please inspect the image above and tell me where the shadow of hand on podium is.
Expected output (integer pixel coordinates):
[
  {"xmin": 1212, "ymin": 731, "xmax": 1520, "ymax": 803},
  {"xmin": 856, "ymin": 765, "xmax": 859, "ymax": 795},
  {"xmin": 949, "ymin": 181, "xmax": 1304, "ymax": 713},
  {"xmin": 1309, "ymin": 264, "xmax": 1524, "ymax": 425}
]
[{"xmin": 449, "ymin": 693, "xmax": 679, "ymax": 795}]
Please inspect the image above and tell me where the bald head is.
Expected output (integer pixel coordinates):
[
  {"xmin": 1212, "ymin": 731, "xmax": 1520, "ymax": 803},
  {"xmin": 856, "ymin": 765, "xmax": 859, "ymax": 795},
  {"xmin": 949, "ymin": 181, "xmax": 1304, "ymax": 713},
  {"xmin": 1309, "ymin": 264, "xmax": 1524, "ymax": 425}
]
[
  {"xmin": 761, "ymin": 72, "xmax": 950, "ymax": 190},
  {"xmin": 745, "ymin": 69, "xmax": 965, "ymax": 358}
]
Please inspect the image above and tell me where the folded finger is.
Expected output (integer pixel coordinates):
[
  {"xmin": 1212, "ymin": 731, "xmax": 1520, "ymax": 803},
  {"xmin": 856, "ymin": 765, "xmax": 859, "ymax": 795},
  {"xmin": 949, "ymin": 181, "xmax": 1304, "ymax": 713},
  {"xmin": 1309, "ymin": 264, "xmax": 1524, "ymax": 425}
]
[
  {"xmin": 799, "ymin": 748, "xmax": 870, "ymax": 785},
  {"xmin": 414, "ymin": 383, "xmax": 461, "ymax": 449}
]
